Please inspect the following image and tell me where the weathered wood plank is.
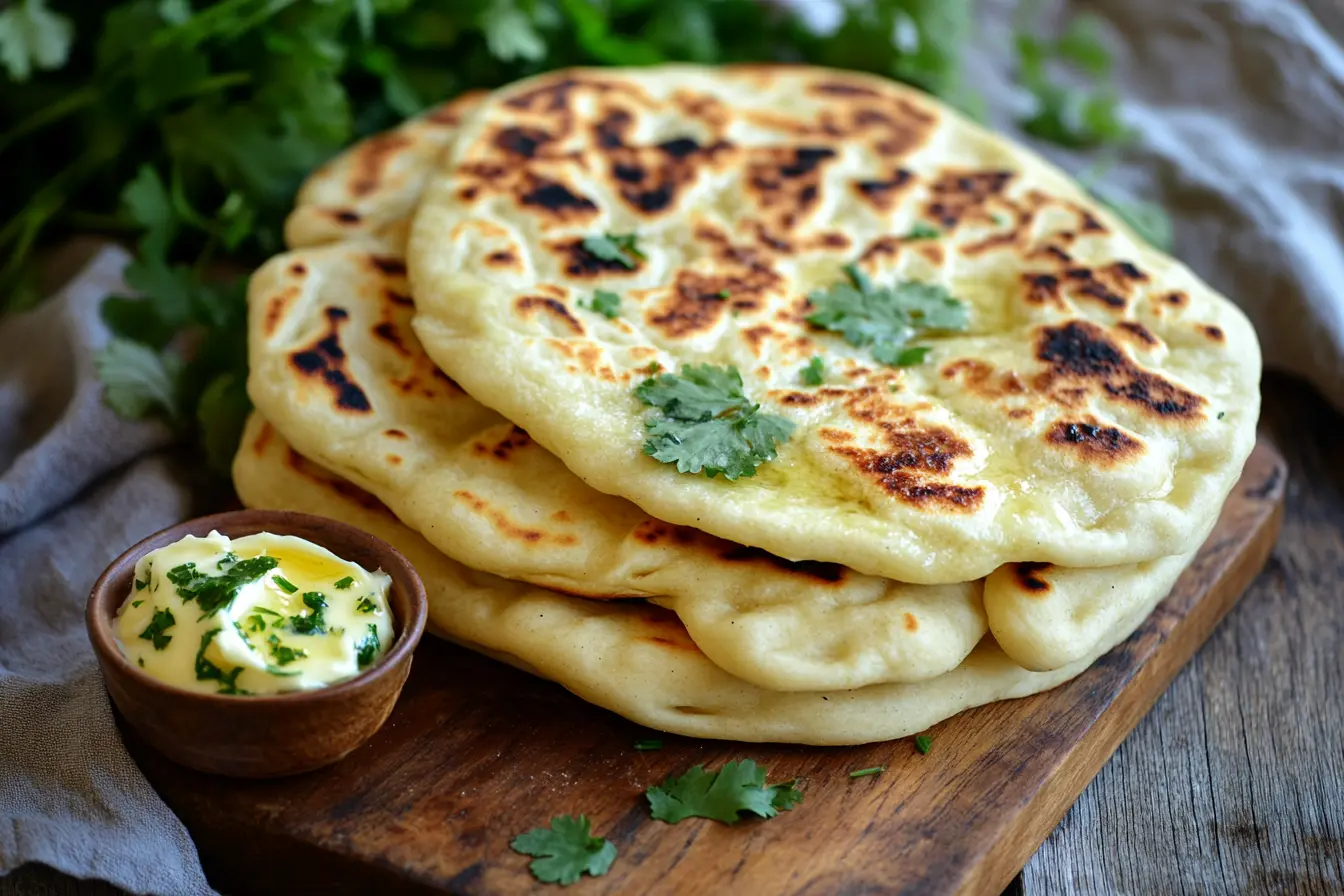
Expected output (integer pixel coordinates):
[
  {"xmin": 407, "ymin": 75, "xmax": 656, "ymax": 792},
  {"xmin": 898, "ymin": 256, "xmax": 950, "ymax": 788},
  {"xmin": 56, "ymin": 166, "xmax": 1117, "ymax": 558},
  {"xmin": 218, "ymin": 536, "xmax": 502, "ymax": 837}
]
[{"xmin": 1022, "ymin": 374, "xmax": 1344, "ymax": 895}]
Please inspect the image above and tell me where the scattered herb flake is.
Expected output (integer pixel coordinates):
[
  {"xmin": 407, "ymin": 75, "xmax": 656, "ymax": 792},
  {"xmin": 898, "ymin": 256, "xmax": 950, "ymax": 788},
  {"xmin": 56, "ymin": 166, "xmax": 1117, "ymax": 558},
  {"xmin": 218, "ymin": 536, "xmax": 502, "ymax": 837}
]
[
  {"xmin": 167, "ymin": 555, "xmax": 279, "ymax": 616},
  {"xmin": 849, "ymin": 766, "xmax": 885, "ymax": 778},
  {"xmin": 645, "ymin": 760, "xmax": 802, "ymax": 825},
  {"xmin": 273, "ymin": 575, "xmax": 298, "ymax": 593},
  {"xmin": 1217, "ymin": 411, "xmax": 1226, "ymax": 420},
  {"xmin": 806, "ymin": 264, "xmax": 968, "ymax": 368},
  {"xmin": 131, "ymin": 599, "xmax": 144, "ymax": 608},
  {"xmin": 138, "ymin": 607, "xmax": 175, "ymax": 650},
  {"xmin": 334, "ymin": 576, "xmax": 355, "ymax": 589},
  {"xmin": 254, "ymin": 607, "xmax": 284, "ymax": 618},
  {"xmin": 904, "ymin": 222, "xmax": 940, "ymax": 240},
  {"xmin": 193, "ymin": 628, "xmax": 245, "ymax": 694},
  {"xmin": 356, "ymin": 596, "xmax": 378, "ymax": 614},
  {"xmin": 800, "ymin": 356, "xmax": 825, "ymax": 386},
  {"xmin": 267, "ymin": 633, "xmax": 307, "ymax": 666},
  {"xmin": 511, "ymin": 815, "xmax": 617, "ymax": 886},
  {"xmin": 290, "ymin": 593, "xmax": 329, "ymax": 635},
  {"xmin": 635, "ymin": 364, "xmax": 794, "ymax": 480},
  {"xmin": 134, "ymin": 577, "xmax": 147, "ymax": 591},
  {"xmin": 356, "ymin": 624, "xmax": 381, "ymax": 668},
  {"xmin": 716, "ymin": 289, "xmax": 731, "ymax": 299},
  {"xmin": 580, "ymin": 289, "xmax": 621, "ymax": 319},
  {"xmin": 581, "ymin": 232, "xmax": 644, "ymax": 269},
  {"xmin": 246, "ymin": 614, "xmax": 268, "ymax": 633},
  {"xmin": 915, "ymin": 734, "xmax": 933, "ymax": 755},
  {"xmin": 634, "ymin": 739, "xmax": 663, "ymax": 751}
]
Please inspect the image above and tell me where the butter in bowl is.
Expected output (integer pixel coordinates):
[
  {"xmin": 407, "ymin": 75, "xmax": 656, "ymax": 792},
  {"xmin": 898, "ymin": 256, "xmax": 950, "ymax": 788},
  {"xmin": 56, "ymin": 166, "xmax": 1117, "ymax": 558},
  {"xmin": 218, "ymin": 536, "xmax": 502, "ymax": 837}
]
[{"xmin": 85, "ymin": 510, "xmax": 427, "ymax": 778}]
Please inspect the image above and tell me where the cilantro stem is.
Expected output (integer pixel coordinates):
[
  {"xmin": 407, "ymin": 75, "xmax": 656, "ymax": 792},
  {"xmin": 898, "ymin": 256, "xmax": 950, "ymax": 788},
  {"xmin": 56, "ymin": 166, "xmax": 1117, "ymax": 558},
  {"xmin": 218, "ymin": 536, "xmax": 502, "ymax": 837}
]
[
  {"xmin": 0, "ymin": 85, "xmax": 102, "ymax": 156},
  {"xmin": 849, "ymin": 766, "xmax": 885, "ymax": 778}
]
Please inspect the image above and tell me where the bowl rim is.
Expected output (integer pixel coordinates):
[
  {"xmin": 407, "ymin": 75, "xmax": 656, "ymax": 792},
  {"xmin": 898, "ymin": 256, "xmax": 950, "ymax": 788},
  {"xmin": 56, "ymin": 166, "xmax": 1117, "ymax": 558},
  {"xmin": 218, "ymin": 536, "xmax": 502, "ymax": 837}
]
[{"xmin": 86, "ymin": 508, "xmax": 428, "ymax": 707}]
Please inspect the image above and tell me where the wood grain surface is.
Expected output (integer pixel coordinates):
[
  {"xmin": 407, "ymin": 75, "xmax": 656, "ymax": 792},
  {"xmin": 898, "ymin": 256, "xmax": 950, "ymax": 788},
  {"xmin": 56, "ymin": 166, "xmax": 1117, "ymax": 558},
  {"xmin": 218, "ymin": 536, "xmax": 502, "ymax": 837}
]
[{"xmin": 94, "ymin": 439, "xmax": 1284, "ymax": 896}]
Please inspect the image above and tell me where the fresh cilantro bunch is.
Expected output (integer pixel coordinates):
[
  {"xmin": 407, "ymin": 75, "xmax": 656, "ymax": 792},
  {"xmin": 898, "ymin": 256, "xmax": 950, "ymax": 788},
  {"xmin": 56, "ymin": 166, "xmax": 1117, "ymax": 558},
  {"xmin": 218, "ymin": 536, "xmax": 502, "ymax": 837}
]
[
  {"xmin": 511, "ymin": 815, "xmax": 617, "ymax": 886},
  {"xmin": 635, "ymin": 364, "xmax": 794, "ymax": 480},
  {"xmin": 806, "ymin": 264, "xmax": 969, "ymax": 366},
  {"xmin": 1016, "ymin": 12, "xmax": 1129, "ymax": 149},
  {"xmin": 646, "ymin": 760, "xmax": 803, "ymax": 824}
]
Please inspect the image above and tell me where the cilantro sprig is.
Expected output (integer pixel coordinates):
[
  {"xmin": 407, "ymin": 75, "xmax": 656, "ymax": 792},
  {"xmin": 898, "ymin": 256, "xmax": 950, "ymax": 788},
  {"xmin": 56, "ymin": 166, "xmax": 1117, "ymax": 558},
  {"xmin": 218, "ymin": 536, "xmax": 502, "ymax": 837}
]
[
  {"xmin": 806, "ymin": 264, "xmax": 968, "ymax": 367},
  {"xmin": 646, "ymin": 760, "xmax": 802, "ymax": 824},
  {"xmin": 166, "ymin": 555, "xmax": 279, "ymax": 618},
  {"xmin": 581, "ymin": 233, "xmax": 645, "ymax": 269},
  {"xmin": 635, "ymin": 364, "xmax": 794, "ymax": 480},
  {"xmin": 511, "ymin": 815, "xmax": 617, "ymax": 887}
]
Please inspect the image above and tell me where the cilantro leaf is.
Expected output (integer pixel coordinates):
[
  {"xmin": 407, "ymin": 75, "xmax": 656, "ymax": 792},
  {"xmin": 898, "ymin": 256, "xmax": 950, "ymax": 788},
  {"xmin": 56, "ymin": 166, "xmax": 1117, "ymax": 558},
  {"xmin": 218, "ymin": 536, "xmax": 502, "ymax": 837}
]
[
  {"xmin": 167, "ymin": 555, "xmax": 279, "ymax": 617},
  {"xmin": 334, "ymin": 576, "xmax": 355, "ymax": 589},
  {"xmin": 645, "ymin": 760, "xmax": 803, "ymax": 825},
  {"xmin": 290, "ymin": 592, "xmax": 329, "ymax": 635},
  {"xmin": 806, "ymin": 266, "xmax": 968, "ymax": 367},
  {"xmin": 800, "ymin": 356, "xmax": 824, "ymax": 386},
  {"xmin": 479, "ymin": 0, "xmax": 547, "ymax": 63},
  {"xmin": 511, "ymin": 815, "xmax": 617, "ymax": 886},
  {"xmin": 197, "ymin": 372, "xmax": 252, "ymax": 478},
  {"xmin": 138, "ymin": 607, "xmax": 175, "ymax": 651},
  {"xmin": 580, "ymin": 289, "xmax": 621, "ymax": 319},
  {"xmin": 267, "ymin": 633, "xmax": 307, "ymax": 666},
  {"xmin": 635, "ymin": 365, "xmax": 793, "ymax": 480},
  {"xmin": 0, "ymin": 0, "xmax": 73, "ymax": 82},
  {"xmin": 915, "ymin": 734, "xmax": 934, "ymax": 754},
  {"xmin": 904, "ymin": 222, "xmax": 940, "ymax": 240},
  {"xmin": 355, "ymin": 623, "xmax": 381, "ymax": 668},
  {"xmin": 1016, "ymin": 16, "xmax": 1131, "ymax": 149},
  {"xmin": 93, "ymin": 338, "xmax": 183, "ymax": 422},
  {"xmin": 582, "ymin": 233, "xmax": 644, "ymax": 269},
  {"xmin": 194, "ymin": 628, "xmax": 245, "ymax": 694}
]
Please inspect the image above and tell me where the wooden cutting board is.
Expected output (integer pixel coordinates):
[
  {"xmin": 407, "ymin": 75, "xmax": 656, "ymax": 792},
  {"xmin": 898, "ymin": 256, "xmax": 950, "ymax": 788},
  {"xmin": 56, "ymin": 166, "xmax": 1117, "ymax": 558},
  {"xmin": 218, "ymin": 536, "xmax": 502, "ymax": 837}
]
[{"xmin": 122, "ymin": 440, "xmax": 1285, "ymax": 896}]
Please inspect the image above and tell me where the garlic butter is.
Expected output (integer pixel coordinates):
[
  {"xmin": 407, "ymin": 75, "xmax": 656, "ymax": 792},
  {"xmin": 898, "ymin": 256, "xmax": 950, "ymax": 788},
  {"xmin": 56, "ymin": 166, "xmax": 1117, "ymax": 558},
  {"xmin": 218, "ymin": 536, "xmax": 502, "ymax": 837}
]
[{"xmin": 114, "ymin": 530, "xmax": 394, "ymax": 695}]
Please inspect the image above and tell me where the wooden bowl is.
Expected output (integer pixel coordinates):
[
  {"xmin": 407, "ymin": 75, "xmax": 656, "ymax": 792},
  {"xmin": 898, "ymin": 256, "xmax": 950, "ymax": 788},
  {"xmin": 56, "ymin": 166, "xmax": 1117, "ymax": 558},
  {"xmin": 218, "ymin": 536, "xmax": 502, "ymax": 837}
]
[{"xmin": 86, "ymin": 509, "xmax": 427, "ymax": 778}]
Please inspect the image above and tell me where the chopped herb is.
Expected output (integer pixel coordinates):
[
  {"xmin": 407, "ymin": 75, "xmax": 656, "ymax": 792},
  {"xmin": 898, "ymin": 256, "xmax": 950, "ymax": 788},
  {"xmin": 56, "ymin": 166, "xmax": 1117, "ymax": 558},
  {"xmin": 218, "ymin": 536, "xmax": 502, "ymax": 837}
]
[
  {"xmin": 849, "ymin": 766, "xmax": 885, "ymax": 778},
  {"xmin": 334, "ymin": 576, "xmax": 355, "ymax": 589},
  {"xmin": 904, "ymin": 222, "xmax": 940, "ymax": 240},
  {"xmin": 131, "ymin": 599, "xmax": 144, "ymax": 608},
  {"xmin": 800, "ymin": 356, "xmax": 825, "ymax": 386},
  {"xmin": 635, "ymin": 364, "xmax": 794, "ymax": 480},
  {"xmin": 888, "ymin": 383, "xmax": 899, "ymax": 393},
  {"xmin": 232, "ymin": 620, "xmax": 256, "ymax": 649},
  {"xmin": 716, "ymin": 289, "xmax": 731, "ymax": 299},
  {"xmin": 356, "ymin": 596, "xmax": 378, "ymax": 614},
  {"xmin": 264, "ymin": 665, "xmax": 302, "ymax": 677},
  {"xmin": 511, "ymin": 815, "xmax": 617, "ymax": 886},
  {"xmin": 581, "ymin": 232, "xmax": 644, "ymax": 269},
  {"xmin": 634, "ymin": 739, "xmax": 663, "ymax": 751},
  {"xmin": 645, "ymin": 361, "xmax": 661, "ymax": 374},
  {"xmin": 267, "ymin": 633, "xmax": 307, "ymax": 666},
  {"xmin": 167, "ymin": 555, "xmax": 280, "ymax": 616},
  {"xmin": 580, "ymin": 289, "xmax": 621, "ymax": 319},
  {"xmin": 134, "ymin": 577, "xmax": 148, "ymax": 591},
  {"xmin": 273, "ymin": 575, "xmax": 298, "ymax": 593},
  {"xmin": 254, "ymin": 607, "xmax": 284, "ymax": 618},
  {"xmin": 138, "ymin": 607, "xmax": 175, "ymax": 650},
  {"xmin": 288, "ymin": 591, "xmax": 329, "ymax": 634},
  {"xmin": 1217, "ymin": 411, "xmax": 1226, "ymax": 420},
  {"xmin": 356, "ymin": 624, "xmax": 381, "ymax": 668},
  {"xmin": 193, "ymin": 628, "xmax": 245, "ymax": 694},
  {"xmin": 806, "ymin": 264, "xmax": 968, "ymax": 367},
  {"xmin": 645, "ymin": 760, "xmax": 802, "ymax": 825},
  {"xmin": 915, "ymin": 734, "xmax": 933, "ymax": 755},
  {"xmin": 246, "ymin": 614, "xmax": 268, "ymax": 633}
]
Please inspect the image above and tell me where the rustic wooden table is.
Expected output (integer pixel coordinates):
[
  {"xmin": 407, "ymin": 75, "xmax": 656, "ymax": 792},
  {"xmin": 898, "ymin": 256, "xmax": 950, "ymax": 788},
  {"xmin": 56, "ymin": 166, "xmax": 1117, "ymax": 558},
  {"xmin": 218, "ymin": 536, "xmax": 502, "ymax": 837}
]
[{"xmin": 4, "ymin": 374, "xmax": 1341, "ymax": 895}]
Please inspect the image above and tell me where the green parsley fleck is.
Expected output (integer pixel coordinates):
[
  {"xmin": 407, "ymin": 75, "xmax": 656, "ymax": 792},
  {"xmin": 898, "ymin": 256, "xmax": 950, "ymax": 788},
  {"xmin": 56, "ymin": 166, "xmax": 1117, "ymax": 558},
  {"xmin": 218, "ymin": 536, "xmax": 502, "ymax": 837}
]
[
  {"xmin": 254, "ymin": 607, "xmax": 284, "ymax": 618},
  {"xmin": 356, "ymin": 596, "xmax": 378, "ymax": 614},
  {"xmin": 716, "ymin": 289, "xmax": 731, "ymax": 299},
  {"xmin": 356, "ymin": 624, "xmax": 381, "ymax": 668},
  {"xmin": 1217, "ymin": 411, "xmax": 1226, "ymax": 420},
  {"xmin": 131, "ymin": 599, "xmax": 144, "ymax": 608},
  {"xmin": 167, "ymin": 555, "xmax": 280, "ymax": 616},
  {"xmin": 634, "ymin": 739, "xmax": 663, "ymax": 751},
  {"xmin": 806, "ymin": 264, "xmax": 968, "ymax": 367},
  {"xmin": 290, "ymin": 592, "xmax": 329, "ymax": 634},
  {"xmin": 800, "ymin": 356, "xmax": 825, "ymax": 386},
  {"xmin": 267, "ymin": 633, "xmax": 307, "ymax": 666},
  {"xmin": 634, "ymin": 364, "xmax": 794, "ymax": 481},
  {"xmin": 581, "ymin": 232, "xmax": 644, "ymax": 269},
  {"xmin": 580, "ymin": 289, "xmax": 621, "ymax": 319},
  {"xmin": 138, "ymin": 607, "xmax": 175, "ymax": 650},
  {"xmin": 645, "ymin": 760, "xmax": 802, "ymax": 824},
  {"xmin": 334, "ymin": 576, "xmax": 355, "ymax": 589},
  {"xmin": 273, "ymin": 575, "xmax": 298, "ymax": 593},
  {"xmin": 849, "ymin": 766, "xmax": 885, "ymax": 778},
  {"xmin": 645, "ymin": 361, "xmax": 661, "ymax": 375},
  {"xmin": 914, "ymin": 734, "xmax": 933, "ymax": 755},
  {"xmin": 246, "ymin": 614, "xmax": 268, "ymax": 633},
  {"xmin": 511, "ymin": 815, "xmax": 617, "ymax": 886},
  {"xmin": 193, "ymin": 629, "xmax": 245, "ymax": 694},
  {"xmin": 134, "ymin": 577, "xmax": 148, "ymax": 591},
  {"xmin": 903, "ymin": 222, "xmax": 940, "ymax": 240}
]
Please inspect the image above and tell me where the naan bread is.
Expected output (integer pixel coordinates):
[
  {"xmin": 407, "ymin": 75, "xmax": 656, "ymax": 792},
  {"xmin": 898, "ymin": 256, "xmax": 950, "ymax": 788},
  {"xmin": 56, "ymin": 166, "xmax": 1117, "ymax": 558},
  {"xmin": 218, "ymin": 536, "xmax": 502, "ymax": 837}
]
[
  {"xmin": 408, "ymin": 65, "xmax": 1261, "ymax": 585},
  {"xmin": 233, "ymin": 413, "xmax": 1184, "ymax": 744},
  {"xmin": 248, "ymin": 235, "xmax": 985, "ymax": 690}
]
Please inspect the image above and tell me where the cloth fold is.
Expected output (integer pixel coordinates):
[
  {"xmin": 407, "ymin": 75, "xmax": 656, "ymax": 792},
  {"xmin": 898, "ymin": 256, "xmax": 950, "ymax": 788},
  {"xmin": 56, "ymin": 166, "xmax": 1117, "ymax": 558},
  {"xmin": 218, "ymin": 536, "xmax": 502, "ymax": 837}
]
[{"xmin": 3, "ymin": 2, "xmax": 1344, "ymax": 893}]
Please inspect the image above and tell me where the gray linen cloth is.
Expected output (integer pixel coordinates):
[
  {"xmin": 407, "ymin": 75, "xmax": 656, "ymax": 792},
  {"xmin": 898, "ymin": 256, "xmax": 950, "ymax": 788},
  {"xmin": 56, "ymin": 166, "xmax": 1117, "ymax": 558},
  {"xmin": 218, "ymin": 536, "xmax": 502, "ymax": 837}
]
[{"xmin": 2, "ymin": 2, "xmax": 1343, "ymax": 893}]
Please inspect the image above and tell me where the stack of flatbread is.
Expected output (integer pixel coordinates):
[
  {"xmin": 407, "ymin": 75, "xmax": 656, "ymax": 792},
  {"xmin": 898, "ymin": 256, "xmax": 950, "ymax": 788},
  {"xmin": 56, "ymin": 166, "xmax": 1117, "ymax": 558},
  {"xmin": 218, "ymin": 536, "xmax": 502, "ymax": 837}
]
[{"xmin": 233, "ymin": 66, "xmax": 1260, "ymax": 745}]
